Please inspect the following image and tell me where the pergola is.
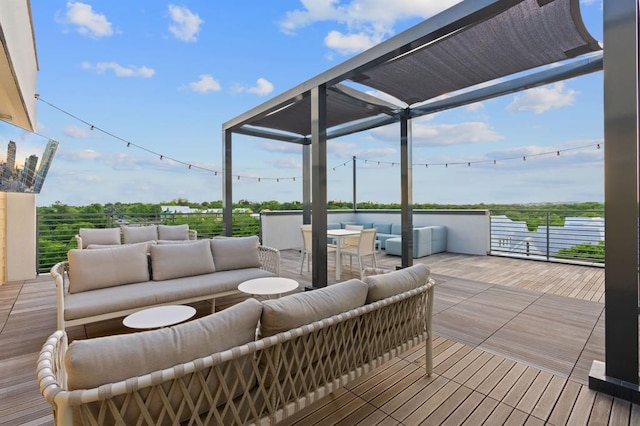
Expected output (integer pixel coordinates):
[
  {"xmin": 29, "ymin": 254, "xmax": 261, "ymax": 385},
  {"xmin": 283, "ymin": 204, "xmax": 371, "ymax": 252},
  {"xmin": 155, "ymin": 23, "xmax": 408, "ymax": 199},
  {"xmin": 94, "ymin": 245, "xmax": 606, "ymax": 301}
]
[{"xmin": 222, "ymin": 0, "xmax": 639, "ymax": 401}]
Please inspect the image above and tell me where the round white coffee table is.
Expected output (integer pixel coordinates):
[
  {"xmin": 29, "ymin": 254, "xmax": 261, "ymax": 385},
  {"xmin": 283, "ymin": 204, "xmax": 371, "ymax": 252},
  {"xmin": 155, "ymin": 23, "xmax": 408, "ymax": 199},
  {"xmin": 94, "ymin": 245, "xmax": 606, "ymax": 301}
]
[
  {"xmin": 238, "ymin": 277, "xmax": 299, "ymax": 298},
  {"xmin": 123, "ymin": 305, "xmax": 196, "ymax": 329}
]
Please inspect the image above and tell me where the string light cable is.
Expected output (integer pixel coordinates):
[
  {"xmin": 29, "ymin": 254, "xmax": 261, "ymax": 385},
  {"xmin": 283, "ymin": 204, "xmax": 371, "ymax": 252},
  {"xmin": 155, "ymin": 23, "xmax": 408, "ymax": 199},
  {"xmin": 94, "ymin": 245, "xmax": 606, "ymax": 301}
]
[{"xmin": 34, "ymin": 95, "xmax": 602, "ymax": 181}]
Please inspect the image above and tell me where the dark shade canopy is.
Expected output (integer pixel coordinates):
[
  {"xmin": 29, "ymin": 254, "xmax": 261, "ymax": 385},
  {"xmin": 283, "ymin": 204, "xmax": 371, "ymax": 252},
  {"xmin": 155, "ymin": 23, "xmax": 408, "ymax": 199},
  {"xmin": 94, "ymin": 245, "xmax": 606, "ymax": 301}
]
[{"xmin": 225, "ymin": 0, "xmax": 601, "ymax": 139}]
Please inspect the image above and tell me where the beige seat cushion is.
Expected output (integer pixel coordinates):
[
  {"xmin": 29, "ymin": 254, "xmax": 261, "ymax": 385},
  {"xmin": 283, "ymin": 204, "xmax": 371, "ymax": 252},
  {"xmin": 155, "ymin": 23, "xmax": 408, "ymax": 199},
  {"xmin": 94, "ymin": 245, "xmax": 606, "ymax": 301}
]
[
  {"xmin": 67, "ymin": 243, "xmax": 149, "ymax": 293},
  {"xmin": 157, "ymin": 224, "xmax": 189, "ymax": 240},
  {"xmin": 362, "ymin": 263, "xmax": 430, "ymax": 303},
  {"xmin": 210, "ymin": 236, "xmax": 261, "ymax": 271},
  {"xmin": 65, "ymin": 298, "xmax": 263, "ymax": 390},
  {"xmin": 122, "ymin": 225, "xmax": 158, "ymax": 244},
  {"xmin": 260, "ymin": 279, "xmax": 368, "ymax": 337},
  {"xmin": 150, "ymin": 240, "xmax": 215, "ymax": 281},
  {"xmin": 78, "ymin": 228, "xmax": 121, "ymax": 248}
]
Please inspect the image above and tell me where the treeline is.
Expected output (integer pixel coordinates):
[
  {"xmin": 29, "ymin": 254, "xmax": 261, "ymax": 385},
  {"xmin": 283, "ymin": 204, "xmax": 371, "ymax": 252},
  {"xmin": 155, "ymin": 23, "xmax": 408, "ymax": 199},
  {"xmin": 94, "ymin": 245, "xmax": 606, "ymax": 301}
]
[{"xmin": 38, "ymin": 199, "xmax": 604, "ymax": 215}]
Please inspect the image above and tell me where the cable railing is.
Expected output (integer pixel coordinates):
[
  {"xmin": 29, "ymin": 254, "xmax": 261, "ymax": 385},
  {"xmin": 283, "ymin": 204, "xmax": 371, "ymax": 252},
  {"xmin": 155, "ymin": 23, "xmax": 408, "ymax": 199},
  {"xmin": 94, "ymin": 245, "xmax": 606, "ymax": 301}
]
[
  {"xmin": 489, "ymin": 209, "xmax": 604, "ymax": 265},
  {"xmin": 36, "ymin": 212, "xmax": 261, "ymax": 273}
]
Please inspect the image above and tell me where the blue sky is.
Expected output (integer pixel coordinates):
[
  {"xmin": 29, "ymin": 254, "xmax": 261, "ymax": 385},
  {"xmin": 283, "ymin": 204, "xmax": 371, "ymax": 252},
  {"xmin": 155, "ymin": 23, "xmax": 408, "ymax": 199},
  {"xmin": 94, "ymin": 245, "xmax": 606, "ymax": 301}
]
[{"xmin": 1, "ymin": 0, "xmax": 604, "ymax": 206}]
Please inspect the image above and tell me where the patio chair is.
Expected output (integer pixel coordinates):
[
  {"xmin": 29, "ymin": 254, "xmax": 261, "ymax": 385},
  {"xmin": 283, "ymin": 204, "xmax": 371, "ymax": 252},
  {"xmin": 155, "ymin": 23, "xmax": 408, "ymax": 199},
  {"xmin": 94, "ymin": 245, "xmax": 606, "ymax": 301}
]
[
  {"xmin": 342, "ymin": 224, "xmax": 364, "ymax": 249},
  {"xmin": 340, "ymin": 228, "xmax": 377, "ymax": 273},
  {"xmin": 299, "ymin": 225, "xmax": 336, "ymax": 273}
]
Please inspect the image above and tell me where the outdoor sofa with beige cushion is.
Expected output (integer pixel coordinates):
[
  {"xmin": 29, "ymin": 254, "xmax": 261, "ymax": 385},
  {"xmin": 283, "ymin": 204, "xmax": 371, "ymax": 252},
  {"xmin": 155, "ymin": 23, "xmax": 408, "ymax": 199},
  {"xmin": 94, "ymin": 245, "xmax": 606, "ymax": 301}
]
[
  {"xmin": 51, "ymin": 236, "xmax": 280, "ymax": 330},
  {"xmin": 74, "ymin": 224, "xmax": 197, "ymax": 249},
  {"xmin": 38, "ymin": 264, "xmax": 435, "ymax": 425}
]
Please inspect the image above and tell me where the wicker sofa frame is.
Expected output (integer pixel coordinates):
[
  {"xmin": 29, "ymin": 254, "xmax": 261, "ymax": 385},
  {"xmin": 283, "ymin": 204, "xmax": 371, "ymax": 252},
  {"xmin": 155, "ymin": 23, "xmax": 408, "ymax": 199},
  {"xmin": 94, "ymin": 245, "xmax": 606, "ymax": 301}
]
[
  {"xmin": 51, "ymin": 245, "xmax": 280, "ymax": 330},
  {"xmin": 38, "ymin": 273, "xmax": 435, "ymax": 426}
]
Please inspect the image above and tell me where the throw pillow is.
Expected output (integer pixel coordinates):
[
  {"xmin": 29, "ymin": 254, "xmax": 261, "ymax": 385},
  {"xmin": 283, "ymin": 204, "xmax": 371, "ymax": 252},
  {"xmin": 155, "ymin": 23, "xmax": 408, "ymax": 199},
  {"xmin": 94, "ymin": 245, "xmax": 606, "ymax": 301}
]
[
  {"xmin": 122, "ymin": 225, "xmax": 158, "ymax": 244},
  {"xmin": 157, "ymin": 224, "xmax": 189, "ymax": 240},
  {"xmin": 362, "ymin": 263, "xmax": 430, "ymax": 303},
  {"xmin": 150, "ymin": 240, "xmax": 215, "ymax": 280},
  {"xmin": 209, "ymin": 236, "xmax": 261, "ymax": 271}
]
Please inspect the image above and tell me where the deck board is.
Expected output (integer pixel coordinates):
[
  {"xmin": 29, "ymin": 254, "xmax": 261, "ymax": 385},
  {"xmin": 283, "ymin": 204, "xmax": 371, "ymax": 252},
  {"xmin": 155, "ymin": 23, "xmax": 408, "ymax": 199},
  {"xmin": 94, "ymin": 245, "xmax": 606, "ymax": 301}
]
[{"xmin": 2, "ymin": 251, "xmax": 639, "ymax": 425}]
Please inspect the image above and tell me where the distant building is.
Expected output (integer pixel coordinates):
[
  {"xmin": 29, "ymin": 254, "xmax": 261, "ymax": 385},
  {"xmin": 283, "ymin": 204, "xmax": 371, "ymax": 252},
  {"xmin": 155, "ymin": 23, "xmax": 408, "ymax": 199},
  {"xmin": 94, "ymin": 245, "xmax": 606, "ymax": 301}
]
[
  {"xmin": 33, "ymin": 140, "xmax": 58, "ymax": 193},
  {"xmin": 20, "ymin": 154, "xmax": 38, "ymax": 188},
  {"xmin": 6, "ymin": 141, "xmax": 16, "ymax": 175}
]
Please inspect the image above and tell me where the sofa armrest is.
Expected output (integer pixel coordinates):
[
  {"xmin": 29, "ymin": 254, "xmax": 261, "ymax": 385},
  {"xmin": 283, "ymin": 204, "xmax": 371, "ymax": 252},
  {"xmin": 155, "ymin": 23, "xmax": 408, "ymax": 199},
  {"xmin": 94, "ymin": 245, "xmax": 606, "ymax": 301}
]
[
  {"xmin": 258, "ymin": 245, "xmax": 280, "ymax": 276},
  {"xmin": 50, "ymin": 262, "xmax": 69, "ymax": 330},
  {"xmin": 188, "ymin": 229, "xmax": 197, "ymax": 240},
  {"xmin": 74, "ymin": 235, "xmax": 82, "ymax": 250},
  {"xmin": 413, "ymin": 227, "xmax": 434, "ymax": 258}
]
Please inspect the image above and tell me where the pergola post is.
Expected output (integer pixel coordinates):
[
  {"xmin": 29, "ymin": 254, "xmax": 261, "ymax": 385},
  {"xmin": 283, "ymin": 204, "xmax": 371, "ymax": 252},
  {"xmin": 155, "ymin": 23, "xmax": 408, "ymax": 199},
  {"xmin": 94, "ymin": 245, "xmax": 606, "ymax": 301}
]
[
  {"xmin": 311, "ymin": 85, "xmax": 328, "ymax": 288},
  {"xmin": 589, "ymin": 0, "xmax": 640, "ymax": 402},
  {"xmin": 222, "ymin": 129, "xmax": 233, "ymax": 236},
  {"xmin": 302, "ymin": 139, "xmax": 311, "ymax": 224},
  {"xmin": 400, "ymin": 112, "xmax": 413, "ymax": 268}
]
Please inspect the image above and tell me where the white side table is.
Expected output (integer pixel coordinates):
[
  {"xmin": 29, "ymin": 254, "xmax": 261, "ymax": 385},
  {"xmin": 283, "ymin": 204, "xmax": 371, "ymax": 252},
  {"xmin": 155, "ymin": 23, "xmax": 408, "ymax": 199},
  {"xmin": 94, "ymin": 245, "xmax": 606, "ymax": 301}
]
[
  {"xmin": 238, "ymin": 277, "xmax": 299, "ymax": 298},
  {"xmin": 123, "ymin": 305, "xmax": 196, "ymax": 329}
]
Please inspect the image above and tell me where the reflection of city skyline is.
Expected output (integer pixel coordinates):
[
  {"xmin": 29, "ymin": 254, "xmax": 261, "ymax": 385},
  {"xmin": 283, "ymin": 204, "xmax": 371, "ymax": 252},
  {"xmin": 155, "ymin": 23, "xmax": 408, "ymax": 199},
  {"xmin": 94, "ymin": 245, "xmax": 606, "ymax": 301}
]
[{"xmin": 0, "ymin": 140, "xmax": 58, "ymax": 193}]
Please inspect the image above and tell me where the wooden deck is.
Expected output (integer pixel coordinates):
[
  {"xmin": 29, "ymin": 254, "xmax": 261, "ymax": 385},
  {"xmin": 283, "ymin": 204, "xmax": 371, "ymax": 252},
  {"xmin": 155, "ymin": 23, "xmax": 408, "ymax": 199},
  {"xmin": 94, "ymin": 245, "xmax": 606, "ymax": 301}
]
[{"xmin": 1, "ymin": 251, "xmax": 638, "ymax": 425}]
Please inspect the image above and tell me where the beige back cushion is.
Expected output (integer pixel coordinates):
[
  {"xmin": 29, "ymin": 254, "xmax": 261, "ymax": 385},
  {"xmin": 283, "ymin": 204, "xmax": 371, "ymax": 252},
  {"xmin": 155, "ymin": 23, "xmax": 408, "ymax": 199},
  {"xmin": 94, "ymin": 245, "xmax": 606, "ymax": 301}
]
[
  {"xmin": 157, "ymin": 224, "xmax": 189, "ymax": 240},
  {"xmin": 362, "ymin": 263, "xmax": 430, "ymax": 303},
  {"xmin": 78, "ymin": 228, "xmax": 121, "ymax": 248},
  {"xmin": 68, "ymin": 243, "xmax": 150, "ymax": 293},
  {"xmin": 260, "ymin": 278, "xmax": 368, "ymax": 337},
  {"xmin": 150, "ymin": 240, "xmax": 215, "ymax": 280},
  {"xmin": 210, "ymin": 236, "xmax": 261, "ymax": 271},
  {"xmin": 65, "ymin": 298, "xmax": 263, "ymax": 390},
  {"xmin": 122, "ymin": 225, "xmax": 158, "ymax": 244}
]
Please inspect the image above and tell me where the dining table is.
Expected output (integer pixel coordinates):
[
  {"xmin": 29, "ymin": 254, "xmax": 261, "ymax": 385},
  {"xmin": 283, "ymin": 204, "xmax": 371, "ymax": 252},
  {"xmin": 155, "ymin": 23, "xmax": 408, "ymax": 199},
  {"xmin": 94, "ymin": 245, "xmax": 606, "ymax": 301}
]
[{"xmin": 326, "ymin": 228, "xmax": 361, "ymax": 280}]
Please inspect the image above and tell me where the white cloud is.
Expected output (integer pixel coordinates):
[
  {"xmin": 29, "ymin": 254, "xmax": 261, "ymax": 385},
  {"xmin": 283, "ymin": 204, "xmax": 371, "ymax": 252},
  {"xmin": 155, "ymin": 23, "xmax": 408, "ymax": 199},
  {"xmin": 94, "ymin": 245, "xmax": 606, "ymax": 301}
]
[
  {"xmin": 63, "ymin": 125, "xmax": 90, "ymax": 138},
  {"xmin": 267, "ymin": 157, "xmax": 302, "ymax": 169},
  {"xmin": 280, "ymin": 0, "xmax": 461, "ymax": 54},
  {"xmin": 261, "ymin": 142, "xmax": 301, "ymax": 153},
  {"xmin": 370, "ymin": 118, "xmax": 503, "ymax": 147},
  {"xmin": 506, "ymin": 82, "xmax": 577, "ymax": 114},
  {"xmin": 465, "ymin": 102, "xmax": 484, "ymax": 112},
  {"xmin": 235, "ymin": 78, "xmax": 275, "ymax": 96},
  {"xmin": 63, "ymin": 1, "xmax": 113, "ymax": 38},
  {"xmin": 81, "ymin": 61, "xmax": 155, "ymax": 78},
  {"xmin": 187, "ymin": 75, "xmax": 221, "ymax": 93},
  {"xmin": 324, "ymin": 30, "xmax": 379, "ymax": 54},
  {"xmin": 168, "ymin": 5, "xmax": 203, "ymax": 42}
]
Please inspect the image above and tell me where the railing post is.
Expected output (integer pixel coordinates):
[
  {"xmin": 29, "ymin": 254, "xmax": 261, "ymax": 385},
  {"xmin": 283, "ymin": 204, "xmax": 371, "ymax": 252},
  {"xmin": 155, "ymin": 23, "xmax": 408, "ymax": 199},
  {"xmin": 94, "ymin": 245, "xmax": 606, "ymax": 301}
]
[{"xmin": 546, "ymin": 211, "xmax": 550, "ymax": 261}]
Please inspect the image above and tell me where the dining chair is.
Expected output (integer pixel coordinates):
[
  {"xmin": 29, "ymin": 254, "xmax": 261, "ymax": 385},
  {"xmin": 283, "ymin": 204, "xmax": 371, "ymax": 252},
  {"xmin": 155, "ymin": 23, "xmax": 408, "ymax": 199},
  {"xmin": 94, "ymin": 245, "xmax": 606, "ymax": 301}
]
[
  {"xmin": 343, "ymin": 224, "xmax": 364, "ymax": 249},
  {"xmin": 299, "ymin": 225, "xmax": 336, "ymax": 274},
  {"xmin": 340, "ymin": 228, "xmax": 377, "ymax": 273}
]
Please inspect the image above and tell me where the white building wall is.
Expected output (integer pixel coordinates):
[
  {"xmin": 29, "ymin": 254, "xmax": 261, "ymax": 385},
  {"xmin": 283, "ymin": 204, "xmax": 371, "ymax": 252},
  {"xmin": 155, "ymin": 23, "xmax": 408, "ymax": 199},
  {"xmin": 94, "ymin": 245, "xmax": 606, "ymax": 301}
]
[{"xmin": 6, "ymin": 192, "xmax": 36, "ymax": 281}]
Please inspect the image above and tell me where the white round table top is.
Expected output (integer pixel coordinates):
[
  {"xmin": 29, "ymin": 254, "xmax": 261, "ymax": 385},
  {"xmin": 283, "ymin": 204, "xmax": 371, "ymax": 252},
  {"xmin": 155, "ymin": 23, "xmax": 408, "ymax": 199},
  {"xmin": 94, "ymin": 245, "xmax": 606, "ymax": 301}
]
[
  {"xmin": 238, "ymin": 277, "xmax": 299, "ymax": 296},
  {"xmin": 123, "ymin": 305, "xmax": 196, "ymax": 329}
]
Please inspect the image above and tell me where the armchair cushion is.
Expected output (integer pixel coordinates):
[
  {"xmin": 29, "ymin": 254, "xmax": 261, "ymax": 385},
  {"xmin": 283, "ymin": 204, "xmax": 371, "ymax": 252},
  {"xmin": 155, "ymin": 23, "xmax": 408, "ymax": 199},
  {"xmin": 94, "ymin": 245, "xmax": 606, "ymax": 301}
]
[
  {"xmin": 122, "ymin": 225, "xmax": 158, "ymax": 244},
  {"xmin": 78, "ymin": 228, "xmax": 121, "ymax": 248},
  {"xmin": 150, "ymin": 240, "xmax": 215, "ymax": 281},
  {"xmin": 158, "ymin": 224, "xmax": 189, "ymax": 240},
  {"xmin": 68, "ymin": 243, "xmax": 149, "ymax": 293},
  {"xmin": 362, "ymin": 264, "xmax": 430, "ymax": 303},
  {"xmin": 210, "ymin": 236, "xmax": 261, "ymax": 271},
  {"xmin": 260, "ymin": 278, "xmax": 368, "ymax": 337}
]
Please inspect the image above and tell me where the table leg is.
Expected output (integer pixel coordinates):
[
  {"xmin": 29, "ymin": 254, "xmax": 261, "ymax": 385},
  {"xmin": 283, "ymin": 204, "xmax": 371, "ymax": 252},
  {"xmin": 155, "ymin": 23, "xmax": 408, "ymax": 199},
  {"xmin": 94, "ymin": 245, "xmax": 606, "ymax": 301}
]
[{"xmin": 336, "ymin": 237, "xmax": 342, "ymax": 280}]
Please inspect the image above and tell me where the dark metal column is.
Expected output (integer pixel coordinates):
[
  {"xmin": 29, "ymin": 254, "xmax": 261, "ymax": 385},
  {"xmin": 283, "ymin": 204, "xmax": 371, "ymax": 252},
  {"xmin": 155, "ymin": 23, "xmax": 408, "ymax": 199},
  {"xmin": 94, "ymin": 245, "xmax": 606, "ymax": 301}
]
[
  {"xmin": 400, "ymin": 112, "xmax": 413, "ymax": 268},
  {"xmin": 222, "ymin": 129, "xmax": 233, "ymax": 236},
  {"xmin": 302, "ymin": 139, "xmax": 311, "ymax": 224},
  {"xmin": 311, "ymin": 85, "xmax": 328, "ymax": 287},
  {"xmin": 589, "ymin": 0, "xmax": 640, "ymax": 402},
  {"xmin": 352, "ymin": 155, "xmax": 357, "ymax": 211}
]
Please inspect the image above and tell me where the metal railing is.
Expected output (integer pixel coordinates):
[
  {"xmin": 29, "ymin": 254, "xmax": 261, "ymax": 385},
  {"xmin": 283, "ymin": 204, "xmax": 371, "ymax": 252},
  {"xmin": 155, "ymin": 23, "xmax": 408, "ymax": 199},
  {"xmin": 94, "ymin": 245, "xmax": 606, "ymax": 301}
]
[
  {"xmin": 36, "ymin": 212, "xmax": 261, "ymax": 273},
  {"xmin": 489, "ymin": 209, "xmax": 604, "ymax": 265}
]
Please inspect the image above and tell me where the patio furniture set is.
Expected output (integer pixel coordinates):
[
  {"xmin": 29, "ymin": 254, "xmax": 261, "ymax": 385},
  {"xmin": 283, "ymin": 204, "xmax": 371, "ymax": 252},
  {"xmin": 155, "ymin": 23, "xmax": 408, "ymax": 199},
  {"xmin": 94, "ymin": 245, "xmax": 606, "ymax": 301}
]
[
  {"xmin": 37, "ymin": 263, "xmax": 435, "ymax": 425},
  {"xmin": 52, "ymin": 231, "xmax": 280, "ymax": 330}
]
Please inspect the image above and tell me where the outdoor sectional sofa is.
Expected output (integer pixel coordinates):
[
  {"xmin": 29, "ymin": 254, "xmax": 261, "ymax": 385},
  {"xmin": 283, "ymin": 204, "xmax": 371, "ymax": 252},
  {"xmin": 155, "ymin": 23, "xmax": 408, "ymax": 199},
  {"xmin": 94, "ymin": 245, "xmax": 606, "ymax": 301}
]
[
  {"xmin": 75, "ymin": 224, "xmax": 197, "ymax": 249},
  {"xmin": 51, "ymin": 236, "xmax": 280, "ymax": 330},
  {"xmin": 38, "ymin": 264, "xmax": 435, "ymax": 426},
  {"xmin": 330, "ymin": 221, "xmax": 447, "ymax": 257}
]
